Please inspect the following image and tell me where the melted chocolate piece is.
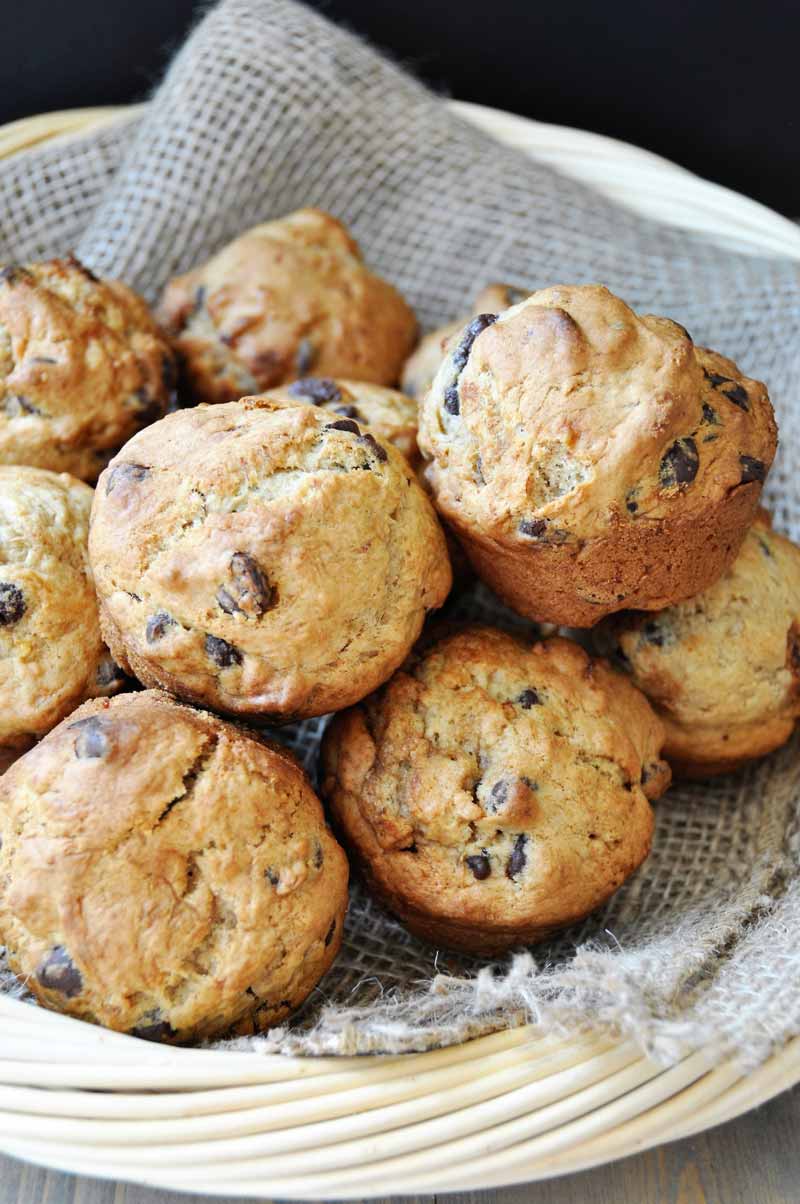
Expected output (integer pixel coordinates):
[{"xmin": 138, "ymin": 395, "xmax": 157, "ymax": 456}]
[
  {"xmin": 0, "ymin": 583, "xmax": 25, "ymax": 626},
  {"xmin": 36, "ymin": 946, "xmax": 83, "ymax": 997},
  {"xmin": 289, "ymin": 377, "xmax": 342, "ymax": 405}
]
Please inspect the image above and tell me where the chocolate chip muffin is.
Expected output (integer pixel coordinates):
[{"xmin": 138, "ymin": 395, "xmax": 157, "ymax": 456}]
[
  {"xmin": 159, "ymin": 209, "xmax": 417, "ymax": 404},
  {"xmin": 0, "ymin": 690, "xmax": 348, "ymax": 1042},
  {"xmin": 596, "ymin": 512, "xmax": 800, "ymax": 777},
  {"xmin": 321, "ymin": 626, "xmax": 668, "ymax": 954},
  {"xmin": 89, "ymin": 397, "xmax": 451, "ymax": 720},
  {"xmin": 417, "ymin": 285, "xmax": 778, "ymax": 627},
  {"xmin": 401, "ymin": 283, "xmax": 531, "ymax": 400},
  {"xmin": 0, "ymin": 466, "xmax": 126, "ymax": 771},
  {"xmin": 265, "ymin": 377, "xmax": 420, "ymax": 467},
  {"xmin": 0, "ymin": 256, "xmax": 177, "ymax": 482}
]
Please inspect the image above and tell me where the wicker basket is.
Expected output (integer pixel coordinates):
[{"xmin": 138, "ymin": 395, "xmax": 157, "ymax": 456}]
[{"xmin": 1, "ymin": 104, "xmax": 799, "ymax": 1199}]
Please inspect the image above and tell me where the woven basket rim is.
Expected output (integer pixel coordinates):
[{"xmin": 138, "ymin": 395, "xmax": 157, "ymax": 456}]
[{"xmin": 1, "ymin": 102, "xmax": 798, "ymax": 1198}]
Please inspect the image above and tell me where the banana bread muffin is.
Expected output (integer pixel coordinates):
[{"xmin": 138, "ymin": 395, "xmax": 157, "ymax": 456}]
[
  {"xmin": 159, "ymin": 209, "xmax": 417, "ymax": 403},
  {"xmin": 265, "ymin": 377, "xmax": 420, "ymax": 467},
  {"xmin": 322, "ymin": 626, "xmax": 668, "ymax": 953},
  {"xmin": 0, "ymin": 690, "xmax": 348, "ymax": 1042},
  {"xmin": 0, "ymin": 466, "xmax": 125, "ymax": 771},
  {"xmin": 89, "ymin": 397, "xmax": 451, "ymax": 720},
  {"xmin": 417, "ymin": 284, "xmax": 778, "ymax": 626},
  {"xmin": 401, "ymin": 283, "xmax": 531, "ymax": 400},
  {"xmin": 0, "ymin": 256, "xmax": 177, "ymax": 482},
  {"xmin": 596, "ymin": 512, "xmax": 800, "ymax": 777}
]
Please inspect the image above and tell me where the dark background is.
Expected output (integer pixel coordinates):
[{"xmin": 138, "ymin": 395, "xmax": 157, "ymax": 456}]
[{"xmin": 3, "ymin": 0, "xmax": 798, "ymax": 214}]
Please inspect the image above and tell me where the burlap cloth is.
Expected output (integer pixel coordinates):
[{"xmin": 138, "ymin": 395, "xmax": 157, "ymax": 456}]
[{"xmin": 1, "ymin": 0, "xmax": 799, "ymax": 1063}]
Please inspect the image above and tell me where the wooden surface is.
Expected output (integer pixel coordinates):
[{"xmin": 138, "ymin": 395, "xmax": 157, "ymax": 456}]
[{"xmin": 1, "ymin": 1082, "xmax": 798, "ymax": 1204}]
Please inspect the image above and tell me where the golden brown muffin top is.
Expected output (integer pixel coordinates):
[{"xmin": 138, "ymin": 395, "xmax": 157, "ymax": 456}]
[
  {"xmin": 0, "ymin": 465, "xmax": 123, "ymax": 761},
  {"xmin": 89, "ymin": 397, "xmax": 451, "ymax": 719},
  {"xmin": 597, "ymin": 511, "xmax": 800, "ymax": 772},
  {"xmin": 159, "ymin": 208, "xmax": 418, "ymax": 402},
  {"xmin": 417, "ymin": 284, "xmax": 777, "ymax": 545},
  {"xmin": 0, "ymin": 256, "xmax": 176, "ymax": 482},
  {"xmin": 322, "ymin": 627, "xmax": 667, "ymax": 946},
  {"xmin": 0, "ymin": 689, "xmax": 348, "ymax": 1042}
]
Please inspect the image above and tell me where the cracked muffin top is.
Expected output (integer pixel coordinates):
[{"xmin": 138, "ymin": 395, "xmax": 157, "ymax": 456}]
[
  {"xmin": 0, "ymin": 256, "xmax": 177, "ymax": 482},
  {"xmin": 596, "ymin": 511, "xmax": 800, "ymax": 777},
  {"xmin": 0, "ymin": 689, "xmax": 348, "ymax": 1042},
  {"xmin": 0, "ymin": 466, "xmax": 125, "ymax": 770},
  {"xmin": 418, "ymin": 284, "xmax": 777, "ymax": 545},
  {"xmin": 159, "ymin": 209, "xmax": 418, "ymax": 403},
  {"xmin": 265, "ymin": 376, "xmax": 420, "ymax": 466},
  {"xmin": 322, "ymin": 626, "xmax": 668, "ymax": 953},
  {"xmin": 88, "ymin": 397, "xmax": 451, "ymax": 719},
  {"xmin": 401, "ymin": 282, "xmax": 532, "ymax": 401}
]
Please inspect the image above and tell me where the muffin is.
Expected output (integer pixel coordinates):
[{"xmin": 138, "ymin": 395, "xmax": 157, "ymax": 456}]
[
  {"xmin": 322, "ymin": 626, "xmax": 669, "ymax": 953},
  {"xmin": 159, "ymin": 209, "xmax": 417, "ymax": 403},
  {"xmin": 417, "ymin": 284, "xmax": 778, "ymax": 627},
  {"xmin": 89, "ymin": 397, "xmax": 451, "ymax": 720},
  {"xmin": 596, "ymin": 512, "xmax": 800, "ymax": 777},
  {"xmin": 401, "ymin": 283, "xmax": 531, "ymax": 400},
  {"xmin": 0, "ymin": 690, "xmax": 348, "ymax": 1042},
  {"xmin": 0, "ymin": 466, "xmax": 126, "ymax": 771},
  {"xmin": 0, "ymin": 255, "xmax": 177, "ymax": 482},
  {"xmin": 265, "ymin": 377, "xmax": 420, "ymax": 467}
]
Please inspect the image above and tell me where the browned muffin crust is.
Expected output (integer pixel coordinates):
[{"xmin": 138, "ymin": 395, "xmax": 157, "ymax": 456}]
[
  {"xmin": 0, "ymin": 256, "xmax": 176, "ymax": 482},
  {"xmin": 417, "ymin": 285, "xmax": 778, "ymax": 626},
  {"xmin": 0, "ymin": 690, "xmax": 349, "ymax": 1042},
  {"xmin": 322, "ymin": 626, "xmax": 668, "ymax": 954},
  {"xmin": 596, "ymin": 511, "xmax": 800, "ymax": 777},
  {"xmin": 159, "ymin": 209, "xmax": 418, "ymax": 403},
  {"xmin": 89, "ymin": 397, "xmax": 451, "ymax": 720}
]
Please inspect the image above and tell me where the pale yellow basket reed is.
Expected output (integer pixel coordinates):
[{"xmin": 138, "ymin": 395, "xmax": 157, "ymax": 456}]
[{"xmin": 1, "ymin": 103, "xmax": 799, "ymax": 1198}]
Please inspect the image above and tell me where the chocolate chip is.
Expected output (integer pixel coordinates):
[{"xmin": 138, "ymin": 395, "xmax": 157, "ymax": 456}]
[
  {"xmin": 131, "ymin": 1011, "xmax": 175, "ymax": 1042},
  {"xmin": 442, "ymin": 313, "xmax": 498, "ymax": 418},
  {"xmin": 217, "ymin": 552, "xmax": 275, "ymax": 617},
  {"xmin": 786, "ymin": 626, "xmax": 800, "ymax": 675},
  {"xmin": 359, "ymin": 433, "xmax": 388, "ymax": 462},
  {"xmin": 194, "ymin": 285, "xmax": 207, "ymax": 311},
  {"xmin": 314, "ymin": 843, "xmax": 324, "ymax": 869},
  {"xmin": 443, "ymin": 386, "xmax": 461, "ymax": 415},
  {"xmin": 517, "ymin": 688, "xmax": 541, "ymax": 708},
  {"xmin": 205, "ymin": 634, "xmax": 243, "ymax": 668},
  {"xmin": 333, "ymin": 404, "xmax": 361, "ymax": 420},
  {"xmin": 4, "ymin": 394, "xmax": 43, "ymax": 418},
  {"xmin": 466, "ymin": 852, "xmax": 491, "ymax": 880},
  {"xmin": 265, "ymin": 867, "xmax": 279, "ymax": 885},
  {"xmin": 518, "ymin": 518, "xmax": 548, "ymax": 539},
  {"xmin": 721, "ymin": 383, "xmax": 749, "ymax": 411},
  {"xmin": 36, "ymin": 946, "xmax": 83, "ymax": 997},
  {"xmin": 296, "ymin": 339, "xmax": 316, "ymax": 375},
  {"xmin": 659, "ymin": 437, "xmax": 699, "ymax": 489},
  {"xmin": 106, "ymin": 463, "xmax": 150, "ymax": 495},
  {"xmin": 702, "ymin": 403, "xmax": 720, "ymax": 426},
  {"xmin": 146, "ymin": 611, "xmax": 176, "ymax": 643},
  {"xmin": 704, "ymin": 370, "xmax": 732, "ymax": 389},
  {"xmin": 70, "ymin": 716, "xmax": 109, "ymax": 759},
  {"xmin": 642, "ymin": 621, "xmax": 666, "ymax": 647},
  {"xmin": 488, "ymin": 780, "xmax": 510, "ymax": 811},
  {"xmin": 453, "ymin": 313, "xmax": 498, "ymax": 372},
  {"xmin": 0, "ymin": 583, "xmax": 25, "ymax": 626},
  {"xmin": 625, "ymin": 489, "xmax": 639, "ymax": 514},
  {"xmin": 506, "ymin": 834, "xmax": 528, "ymax": 881},
  {"xmin": 739, "ymin": 455, "xmax": 767, "ymax": 484},
  {"xmin": 95, "ymin": 656, "xmax": 125, "ymax": 688},
  {"xmin": 324, "ymin": 918, "xmax": 337, "ymax": 946},
  {"xmin": 289, "ymin": 377, "xmax": 342, "ymax": 405},
  {"xmin": 325, "ymin": 418, "xmax": 360, "ymax": 434}
]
